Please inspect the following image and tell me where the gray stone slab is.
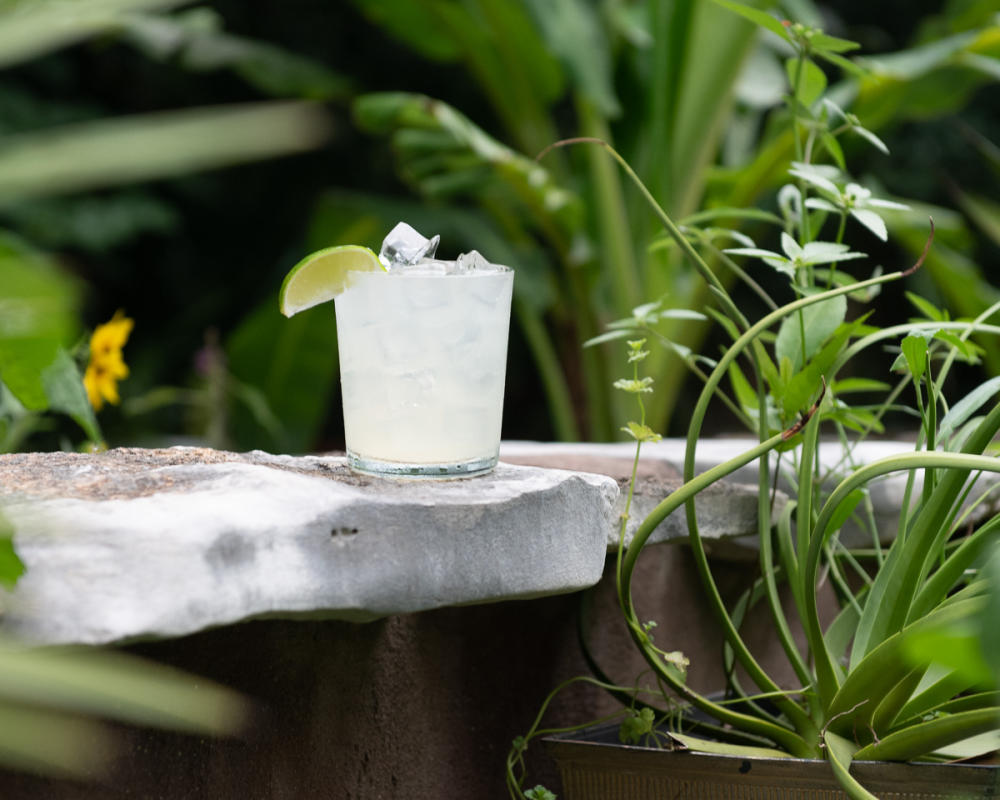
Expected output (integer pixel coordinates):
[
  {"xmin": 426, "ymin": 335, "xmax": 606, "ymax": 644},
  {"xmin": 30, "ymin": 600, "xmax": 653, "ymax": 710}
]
[
  {"xmin": 0, "ymin": 448, "xmax": 617, "ymax": 645},
  {"xmin": 502, "ymin": 438, "xmax": 1000, "ymax": 548}
]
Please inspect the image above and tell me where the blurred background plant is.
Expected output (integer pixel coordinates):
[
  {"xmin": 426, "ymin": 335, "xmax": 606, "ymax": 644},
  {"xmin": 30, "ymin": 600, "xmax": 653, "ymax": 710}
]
[{"xmin": 0, "ymin": 0, "xmax": 998, "ymax": 455}]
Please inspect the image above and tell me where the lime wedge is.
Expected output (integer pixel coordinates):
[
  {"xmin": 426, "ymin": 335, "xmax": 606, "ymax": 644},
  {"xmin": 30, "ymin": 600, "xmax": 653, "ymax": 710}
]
[{"xmin": 278, "ymin": 245, "xmax": 383, "ymax": 317}]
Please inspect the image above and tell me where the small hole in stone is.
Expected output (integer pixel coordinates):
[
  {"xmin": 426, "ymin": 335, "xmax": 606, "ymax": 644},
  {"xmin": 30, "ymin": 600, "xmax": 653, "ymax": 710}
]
[{"xmin": 331, "ymin": 527, "xmax": 360, "ymax": 538}]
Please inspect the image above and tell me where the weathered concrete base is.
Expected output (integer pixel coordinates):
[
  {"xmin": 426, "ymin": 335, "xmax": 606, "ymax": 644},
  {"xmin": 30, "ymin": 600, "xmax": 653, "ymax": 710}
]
[{"xmin": 0, "ymin": 544, "xmax": 825, "ymax": 800}]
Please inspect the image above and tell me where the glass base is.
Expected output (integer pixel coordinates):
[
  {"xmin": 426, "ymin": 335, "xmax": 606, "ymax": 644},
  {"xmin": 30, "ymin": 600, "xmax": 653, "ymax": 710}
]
[{"xmin": 346, "ymin": 450, "xmax": 498, "ymax": 479}]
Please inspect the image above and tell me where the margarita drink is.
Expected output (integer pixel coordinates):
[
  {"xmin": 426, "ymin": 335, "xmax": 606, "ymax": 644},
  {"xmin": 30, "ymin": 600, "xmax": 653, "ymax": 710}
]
[{"xmin": 334, "ymin": 261, "xmax": 513, "ymax": 477}]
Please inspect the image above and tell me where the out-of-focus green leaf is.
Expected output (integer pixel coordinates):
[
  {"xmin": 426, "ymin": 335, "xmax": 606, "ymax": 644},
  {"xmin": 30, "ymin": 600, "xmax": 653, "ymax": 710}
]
[
  {"xmin": 122, "ymin": 9, "xmax": 351, "ymax": 100},
  {"xmin": 225, "ymin": 295, "xmax": 336, "ymax": 454},
  {"xmin": 347, "ymin": 0, "xmax": 464, "ymax": 62},
  {"xmin": 353, "ymin": 92, "xmax": 582, "ymax": 234},
  {"xmin": 2, "ymin": 193, "xmax": 178, "ymax": 254},
  {"xmin": 0, "ymin": 633, "xmax": 246, "ymax": 778},
  {"xmin": 956, "ymin": 190, "xmax": 1000, "ymax": 248},
  {"xmin": 0, "ymin": 637, "xmax": 247, "ymax": 733},
  {"xmin": 0, "ymin": 511, "xmax": 24, "ymax": 590},
  {"xmin": 0, "ymin": 101, "xmax": 331, "ymax": 203},
  {"xmin": 523, "ymin": 0, "xmax": 620, "ymax": 116},
  {"xmin": 0, "ymin": 232, "xmax": 79, "ymax": 344},
  {"xmin": 40, "ymin": 349, "xmax": 100, "ymax": 442},
  {"xmin": 0, "ymin": 0, "xmax": 190, "ymax": 69},
  {"xmin": 786, "ymin": 56, "xmax": 827, "ymax": 106},
  {"xmin": 0, "ymin": 702, "xmax": 112, "ymax": 778},
  {"xmin": 865, "ymin": 31, "xmax": 980, "ymax": 79}
]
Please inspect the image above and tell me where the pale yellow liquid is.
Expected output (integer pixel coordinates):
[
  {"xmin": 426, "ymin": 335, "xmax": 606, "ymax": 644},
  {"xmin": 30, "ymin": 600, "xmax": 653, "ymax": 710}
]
[{"xmin": 334, "ymin": 267, "xmax": 513, "ymax": 472}]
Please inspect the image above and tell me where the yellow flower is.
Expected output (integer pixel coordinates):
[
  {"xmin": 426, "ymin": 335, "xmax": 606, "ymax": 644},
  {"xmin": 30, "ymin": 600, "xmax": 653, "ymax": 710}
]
[{"xmin": 84, "ymin": 310, "xmax": 133, "ymax": 411}]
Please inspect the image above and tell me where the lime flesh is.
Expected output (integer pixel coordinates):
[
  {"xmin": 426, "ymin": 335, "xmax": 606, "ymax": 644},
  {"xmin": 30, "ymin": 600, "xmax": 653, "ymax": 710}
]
[{"xmin": 278, "ymin": 245, "xmax": 383, "ymax": 317}]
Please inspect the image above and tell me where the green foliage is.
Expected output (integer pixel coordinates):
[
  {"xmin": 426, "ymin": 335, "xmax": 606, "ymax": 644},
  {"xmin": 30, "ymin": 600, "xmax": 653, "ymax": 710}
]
[
  {"xmin": 510, "ymin": 4, "xmax": 1000, "ymax": 796},
  {"xmin": 0, "ymin": 633, "xmax": 246, "ymax": 778},
  {"xmin": 327, "ymin": 0, "xmax": 1000, "ymax": 443}
]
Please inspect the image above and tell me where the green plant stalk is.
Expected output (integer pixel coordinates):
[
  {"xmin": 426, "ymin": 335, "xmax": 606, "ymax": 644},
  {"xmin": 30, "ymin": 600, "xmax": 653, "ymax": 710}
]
[
  {"xmin": 575, "ymin": 98, "xmax": 642, "ymax": 314},
  {"xmin": 618, "ymin": 430, "xmax": 816, "ymax": 757},
  {"xmin": 676, "ymin": 270, "xmax": 918, "ymax": 736},
  {"xmin": 513, "ymin": 298, "xmax": 581, "ymax": 441}
]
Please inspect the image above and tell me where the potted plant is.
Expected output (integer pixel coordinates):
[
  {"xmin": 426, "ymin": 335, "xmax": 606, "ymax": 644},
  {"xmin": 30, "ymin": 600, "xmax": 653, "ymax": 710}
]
[{"xmin": 506, "ymin": 3, "xmax": 1000, "ymax": 798}]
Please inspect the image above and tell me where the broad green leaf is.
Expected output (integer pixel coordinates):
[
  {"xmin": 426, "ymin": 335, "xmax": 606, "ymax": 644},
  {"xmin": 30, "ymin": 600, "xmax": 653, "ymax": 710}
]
[
  {"xmin": 775, "ymin": 294, "xmax": 846, "ymax": 372},
  {"xmin": 667, "ymin": 731, "xmax": 791, "ymax": 759},
  {"xmin": 785, "ymin": 57, "xmax": 827, "ymax": 106},
  {"xmin": 854, "ymin": 708, "xmax": 1000, "ymax": 762},
  {"xmin": 0, "ymin": 339, "xmax": 61, "ymax": 411},
  {"xmin": 899, "ymin": 333, "xmax": 932, "ymax": 380},
  {"xmin": 0, "ymin": 232, "xmax": 80, "ymax": 344},
  {"xmin": 0, "ymin": 0, "xmax": 190, "ymax": 69},
  {"xmin": 41, "ymin": 348, "xmax": 101, "ymax": 443},
  {"xmin": 0, "ymin": 102, "xmax": 330, "ymax": 203},
  {"xmin": 524, "ymin": 0, "xmax": 620, "ymax": 116},
  {"xmin": 0, "ymin": 343, "xmax": 100, "ymax": 442}
]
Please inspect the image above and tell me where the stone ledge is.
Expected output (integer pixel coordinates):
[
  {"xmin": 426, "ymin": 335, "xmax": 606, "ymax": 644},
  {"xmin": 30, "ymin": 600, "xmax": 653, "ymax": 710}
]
[
  {"xmin": 4, "ymin": 439, "xmax": 944, "ymax": 647},
  {"xmin": 1, "ymin": 448, "xmax": 618, "ymax": 645}
]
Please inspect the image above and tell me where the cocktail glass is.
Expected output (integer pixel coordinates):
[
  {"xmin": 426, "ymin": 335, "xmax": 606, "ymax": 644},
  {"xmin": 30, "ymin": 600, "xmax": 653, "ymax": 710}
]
[{"xmin": 334, "ymin": 226, "xmax": 514, "ymax": 478}]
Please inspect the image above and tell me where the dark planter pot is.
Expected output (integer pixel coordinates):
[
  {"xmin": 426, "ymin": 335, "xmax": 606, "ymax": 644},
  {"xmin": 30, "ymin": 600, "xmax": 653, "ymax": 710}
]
[{"xmin": 545, "ymin": 723, "xmax": 1000, "ymax": 799}]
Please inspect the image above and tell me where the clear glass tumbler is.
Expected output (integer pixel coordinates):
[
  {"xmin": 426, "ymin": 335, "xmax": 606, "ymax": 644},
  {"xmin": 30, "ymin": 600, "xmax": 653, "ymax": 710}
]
[{"xmin": 334, "ymin": 262, "xmax": 514, "ymax": 477}]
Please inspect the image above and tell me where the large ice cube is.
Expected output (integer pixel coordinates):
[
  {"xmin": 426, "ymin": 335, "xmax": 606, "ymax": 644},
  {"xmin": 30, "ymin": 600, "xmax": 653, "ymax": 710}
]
[
  {"xmin": 456, "ymin": 249, "xmax": 490, "ymax": 272},
  {"xmin": 379, "ymin": 222, "xmax": 440, "ymax": 268}
]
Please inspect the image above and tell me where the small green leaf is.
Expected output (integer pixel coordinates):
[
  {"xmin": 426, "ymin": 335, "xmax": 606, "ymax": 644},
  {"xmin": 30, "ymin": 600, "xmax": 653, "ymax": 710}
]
[
  {"xmin": 785, "ymin": 57, "xmax": 827, "ymax": 106},
  {"xmin": 613, "ymin": 377, "xmax": 654, "ymax": 394},
  {"xmin": 621, "ymin": 421, "xmax": 662, "ymax": 443},
  {"xmin": 524, "ymin": 785, "xmax": 557, "ymax": 800},
  {"xmin": 810, "ymin": 32, "xmax": 861, "ymax": 54},
  {"xmin": 906, "ymin": 292, "xmax": 948, "ymax": 322},
  {"xmin": 709, "ymin": 0, "xmax": 791, "ymax": 44},
  {"xmin": 618, "ymin": 707, "xmax": 656, "ymax": 744},
  {"xmin": 900, "ymin": 333, "xmax": 931, "ymax": 380}
]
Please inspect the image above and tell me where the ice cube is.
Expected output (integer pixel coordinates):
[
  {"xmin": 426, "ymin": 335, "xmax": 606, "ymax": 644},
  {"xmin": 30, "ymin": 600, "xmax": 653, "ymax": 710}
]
[
  {"xmin": 456, "ymin": 249, "xmax": 490, "ymax": 272},
  {"xmin": 379, "ymin": 222, "xmax": 440, "ymax": 268}
]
